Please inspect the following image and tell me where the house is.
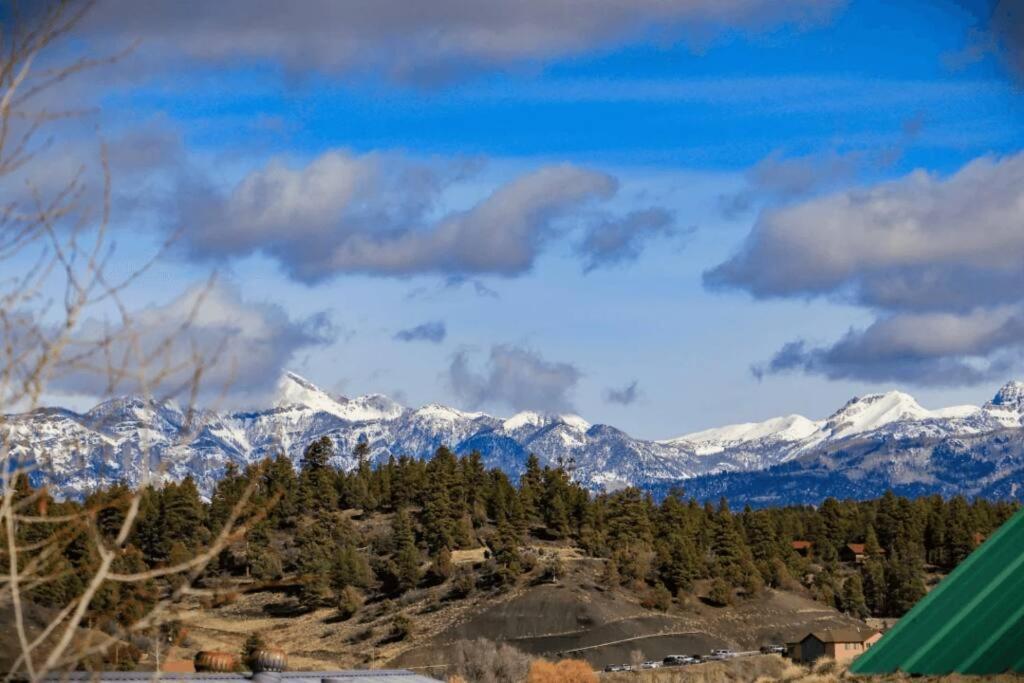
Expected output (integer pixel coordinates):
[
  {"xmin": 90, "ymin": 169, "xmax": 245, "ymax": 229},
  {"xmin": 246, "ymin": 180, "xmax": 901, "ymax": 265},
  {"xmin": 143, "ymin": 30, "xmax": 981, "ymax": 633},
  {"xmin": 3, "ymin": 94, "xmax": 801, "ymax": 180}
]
[
  {"xmin": 791, "ymin": 540, "xmax": 813, "ymax": 557},
  {"xmin": 841, "ymin": 543, "xmax": 867, "ymax": 563},
  {"xmin": 787, "ymin": 629, "xmax": 881, "ymax": 665},
  {"xmin": 841, "ymin": 543, "xmax": 885, "ymax": 564}
]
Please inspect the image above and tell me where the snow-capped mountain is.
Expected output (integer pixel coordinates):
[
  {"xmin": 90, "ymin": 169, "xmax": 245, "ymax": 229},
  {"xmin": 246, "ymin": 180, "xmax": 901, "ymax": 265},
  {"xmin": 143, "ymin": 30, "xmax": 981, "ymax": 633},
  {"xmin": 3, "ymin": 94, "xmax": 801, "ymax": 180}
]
[
  {"xmin": 664, "ymin": 387, "xmax": 1021, "ymax": 471},
  {"xmin": 5, "ymin": 372, "xmax": 1024, "ymax": 502}
]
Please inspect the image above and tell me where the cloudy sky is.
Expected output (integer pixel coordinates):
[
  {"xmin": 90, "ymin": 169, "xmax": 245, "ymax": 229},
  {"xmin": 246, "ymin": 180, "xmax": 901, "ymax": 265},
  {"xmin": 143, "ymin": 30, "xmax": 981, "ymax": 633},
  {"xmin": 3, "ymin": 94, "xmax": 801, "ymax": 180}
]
[{"xmin": 15, "ymin": 0, "xmax": 1024, "ymax": 438}]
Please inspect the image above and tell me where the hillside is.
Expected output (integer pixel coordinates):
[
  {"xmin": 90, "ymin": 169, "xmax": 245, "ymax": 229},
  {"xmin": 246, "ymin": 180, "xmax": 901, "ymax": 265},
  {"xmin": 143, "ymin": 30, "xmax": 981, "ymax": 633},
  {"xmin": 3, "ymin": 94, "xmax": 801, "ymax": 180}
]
[
  {"xmin": 6, "ymin": 440, "xmax": 1018, "ymax": 674},
  {"xmin": 167, "ymin": 542, "xmax": 867, "ymax": 674}
]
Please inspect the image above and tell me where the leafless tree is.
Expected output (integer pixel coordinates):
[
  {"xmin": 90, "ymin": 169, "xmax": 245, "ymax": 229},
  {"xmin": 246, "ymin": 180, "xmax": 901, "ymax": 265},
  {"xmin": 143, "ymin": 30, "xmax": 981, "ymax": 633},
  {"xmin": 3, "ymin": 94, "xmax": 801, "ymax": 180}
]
[
  {"xmin": 0, "ymin": 2, "xmax": 260, "ymax": 678},
  {"xmin": 448, "ymin": 638, "xmax": 533, "ymax": 683}
]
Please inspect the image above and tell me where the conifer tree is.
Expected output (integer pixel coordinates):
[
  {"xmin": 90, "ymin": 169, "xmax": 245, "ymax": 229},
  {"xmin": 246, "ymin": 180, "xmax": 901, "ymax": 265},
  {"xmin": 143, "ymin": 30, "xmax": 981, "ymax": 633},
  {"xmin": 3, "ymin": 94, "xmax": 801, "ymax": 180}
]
[
  {"xmin": 944, "ymin": 495, "xmax": 975, "ymax": 569},
  {"xmin": 299, "ymin": 437, "xmax": 339, "ymax": 514},
  {"xmin": 841, "ymin": 573, "xmax": 870, "ymax": 618},
  {"xmin": 519, "ymin": 454, "xmax": 544, "ymax": 524},
  {"xmin": 392, "ymin": 508, "xmax": 421, "ymax": 592},
  {"xmin": 884, "ymin": 540, "xmax": 926, "ymax": 616}
]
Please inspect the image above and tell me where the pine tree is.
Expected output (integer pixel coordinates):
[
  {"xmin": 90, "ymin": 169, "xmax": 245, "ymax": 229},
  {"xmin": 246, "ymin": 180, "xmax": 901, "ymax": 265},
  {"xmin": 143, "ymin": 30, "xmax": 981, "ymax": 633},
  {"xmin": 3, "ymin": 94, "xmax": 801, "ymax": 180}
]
[
  {"xmin": 710, "ymin": 502, "xmax": 751, "ymax": 587},
  {"xmin": 519, "ymin": 454, "xmax": 544, "ymax": 524},
  {"xmin": 489, "ymin": 514, "xmax": 522, "ymax": 586},
  {"xmin": 884, "ymin": 541, "xmax": 926, "ymax": 616},
  {"xmin": 841, "ymin": 573, "xmax": 870, "ymax": 618},
  {"xmin": 658, "ymin": 532, "xmax": 700, "ymax": 594},
  {"xmin": 392, "ymin": 508, "xmax": 421, "ymax": 592},
  {"xmin": 295, "ymin": 517, "xmax": 336, "ymax": 609},
  {"xmin": 944, "ymin": 495, "xmax": 975, "ymax": 569},
  {"xmin": 861, "ymin": 557, "xmax": 886, "ymax": 615},
  {"xmin": 263, "ymin": 453, "xmax": 298, "ymax": 526},
  {"xmin": 299, "ymin": 437, "xmax": 338, "ymax": 514}
]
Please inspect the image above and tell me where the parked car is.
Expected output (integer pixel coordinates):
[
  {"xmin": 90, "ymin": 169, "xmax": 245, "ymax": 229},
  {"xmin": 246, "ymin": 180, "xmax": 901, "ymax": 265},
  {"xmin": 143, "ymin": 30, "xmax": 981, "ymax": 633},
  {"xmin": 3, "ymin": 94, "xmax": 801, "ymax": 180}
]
[
  {"xmin": 641, "ymin": 660, "xmax": 662, "ymax": 669},
  {"xmin": 663, "ymin": 655, "xmax": 696, "ymax": 666},
  {"xmin": 709, "ymin": 649, "xmax": 737, "ymax": 660},
  {"xmin": 760, "ymin": 644, "xmax": 786, "ymax": 655},
  {"xmin": 604, "ymin": 664, "xmax": 625, "ymax": 672}
]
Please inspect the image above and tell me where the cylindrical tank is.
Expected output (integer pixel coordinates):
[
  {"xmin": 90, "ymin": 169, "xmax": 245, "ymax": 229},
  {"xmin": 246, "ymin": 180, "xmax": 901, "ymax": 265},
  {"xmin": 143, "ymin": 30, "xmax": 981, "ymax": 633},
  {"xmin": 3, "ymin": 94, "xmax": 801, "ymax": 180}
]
[{"xmin": 194, "ymin": 650, "xmax": 238, "ymax": 672}]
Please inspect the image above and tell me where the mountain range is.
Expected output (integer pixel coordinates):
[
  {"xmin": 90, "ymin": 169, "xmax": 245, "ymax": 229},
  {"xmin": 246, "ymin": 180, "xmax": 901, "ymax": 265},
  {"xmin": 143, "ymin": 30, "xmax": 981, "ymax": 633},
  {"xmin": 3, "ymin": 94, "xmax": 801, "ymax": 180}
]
[{"xmin": 5, "ymin": 372, "xmax": 1024, "ymax": 505}]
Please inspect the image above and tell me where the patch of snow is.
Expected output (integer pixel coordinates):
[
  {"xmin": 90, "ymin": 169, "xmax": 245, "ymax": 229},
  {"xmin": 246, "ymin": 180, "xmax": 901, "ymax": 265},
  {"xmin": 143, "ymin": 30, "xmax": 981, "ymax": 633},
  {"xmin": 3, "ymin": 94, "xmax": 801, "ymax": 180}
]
[
  {"xmin": 667, "ymin": 414, "xmax": 820, "ymax": 445},
  {"xmin": 558, "ymin": 414, "xmax": 591, "ymax": 431},
  {"xmin": 503, "ymin": 411, "xmax": 546, "ymax": 431},
  {"xmin": 414, "ymin": 404, "xmax": 488, "ymax": 422}
]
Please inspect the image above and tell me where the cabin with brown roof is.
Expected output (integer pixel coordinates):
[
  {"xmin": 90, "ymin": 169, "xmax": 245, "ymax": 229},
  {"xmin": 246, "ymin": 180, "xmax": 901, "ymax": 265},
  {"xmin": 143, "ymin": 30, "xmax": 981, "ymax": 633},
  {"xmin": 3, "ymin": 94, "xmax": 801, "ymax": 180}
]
[
  {"xmin": 842, "ymin": 543, "xmax": 867, "ymax": 563},
  {"xmin": 841, "ymin": 543, "xmax": 884, "ymax": 564},
  {"xmin": 791, "ymin": 540, "xmax": 813, "ymax": 557},
  {"xmin": 787, "ymin": 628, "xmax": 881, "ymax": 665}
]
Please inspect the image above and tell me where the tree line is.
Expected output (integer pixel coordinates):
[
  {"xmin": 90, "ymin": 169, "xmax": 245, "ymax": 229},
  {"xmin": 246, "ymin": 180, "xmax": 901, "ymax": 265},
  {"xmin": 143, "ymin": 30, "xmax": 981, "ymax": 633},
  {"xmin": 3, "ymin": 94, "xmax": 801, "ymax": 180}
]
[{"xmin": 10, "ymin": 437, "xmax": 1020, "ymax": 656}]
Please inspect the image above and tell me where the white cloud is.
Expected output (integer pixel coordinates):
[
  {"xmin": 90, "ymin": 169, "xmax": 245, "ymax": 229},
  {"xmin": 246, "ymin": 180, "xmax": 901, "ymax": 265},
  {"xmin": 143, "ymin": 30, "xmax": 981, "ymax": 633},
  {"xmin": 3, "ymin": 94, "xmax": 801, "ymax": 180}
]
[
  {"xmin": 175, "ymin": 150, "xmax": 670, "ymax": 282},
  {"xmin": 48, "ymin": 282, "xmax": 335, "ymax": 406},
  {"xmin": 84, "ymin": 0, "xmax": 841, "ymax": 82},
  {"xmin": 449, "ymin": 345, "xmax": 581, "ymax": 413},
  {"xmin": 710, "ymin": 151, "xmax": 1024, "ymax": 384}
]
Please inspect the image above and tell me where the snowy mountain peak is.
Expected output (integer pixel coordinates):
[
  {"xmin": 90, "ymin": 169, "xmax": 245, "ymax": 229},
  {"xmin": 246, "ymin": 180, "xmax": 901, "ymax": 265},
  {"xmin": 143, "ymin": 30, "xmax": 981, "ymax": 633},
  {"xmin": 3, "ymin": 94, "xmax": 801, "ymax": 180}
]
[
  {"xmin": 559, "ymin": 414, "xmax": 592, "ymax": 431},
  {"xmin": 413, "ymin": 403, "xmax": 488, "ymax": 422},
  {"xmin": 277, "ymin": 371, "xmax": 344, "ymax": 412},
  {"xmin": 502, "ymin": 411, "xmax": 548, "ymax": 431},
  {"xmin": 989, "ymin": 380, "xmax": 1024, "ymax": 408},
  {"xmin": 501, "ymin": 411, "xmax": 590, "ymax": 432},
  {"xmin": 982, "ymin": 380, "xmax": 1024, "ymax": 428},
  {"xmin": 14, "ymin": 374, "xmax": 1024, "ymax": 502},
  {"xmin": 667, "ymin": 414, "xmax": 820, "ymax": 447},
  {"xmin": 276, "ymin": 373, "xmax": 405, "ymax": 422},
  {"xmin": 85, "ymin": 394, "xmax": 183, "ymax": 427},
  {"xmin": 343, "ymin": 394, "xmax": 406, "ymax": 422},
  {"xmin": 823, "ymin": 391, "xmax": 930, "ymax": 439}
]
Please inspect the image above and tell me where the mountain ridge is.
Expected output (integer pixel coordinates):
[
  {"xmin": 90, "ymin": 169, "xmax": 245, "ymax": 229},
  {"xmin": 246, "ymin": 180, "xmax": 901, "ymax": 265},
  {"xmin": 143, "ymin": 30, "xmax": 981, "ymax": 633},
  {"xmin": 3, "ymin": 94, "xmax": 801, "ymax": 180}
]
[{"xmin": 5, "ymin": 372, "xmax": 1024, "ymax": 502}]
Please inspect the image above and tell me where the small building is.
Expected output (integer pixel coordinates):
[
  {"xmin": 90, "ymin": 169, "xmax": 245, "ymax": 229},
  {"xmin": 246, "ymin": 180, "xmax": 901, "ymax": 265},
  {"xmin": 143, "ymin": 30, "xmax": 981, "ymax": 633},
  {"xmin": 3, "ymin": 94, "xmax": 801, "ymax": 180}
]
[
  {"xmin": 841, "ymin": 543, "xmax": 867, "ymax": 564},
  {"xmin": 787, "ymin": 629, "xmax": 881, "ymax": 665},
  {"xmin": 791, "ymin": 540, "xmax": 813, "ymax": 557},
  {"xmin": 841, "ymin": 543, "xmax": 885, "ymax": 564}
]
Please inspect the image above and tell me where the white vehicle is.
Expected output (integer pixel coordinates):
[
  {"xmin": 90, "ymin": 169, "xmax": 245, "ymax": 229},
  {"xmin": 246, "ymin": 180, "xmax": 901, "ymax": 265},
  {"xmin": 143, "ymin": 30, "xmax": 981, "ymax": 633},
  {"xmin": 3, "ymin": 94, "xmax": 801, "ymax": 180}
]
[
  {"xmin": 641, "ymin": 660, "xmax": 662, "ymax": 669},
  {"xmin": 709, "ymin": 649, "xmax": 737, "ymax": 660}
]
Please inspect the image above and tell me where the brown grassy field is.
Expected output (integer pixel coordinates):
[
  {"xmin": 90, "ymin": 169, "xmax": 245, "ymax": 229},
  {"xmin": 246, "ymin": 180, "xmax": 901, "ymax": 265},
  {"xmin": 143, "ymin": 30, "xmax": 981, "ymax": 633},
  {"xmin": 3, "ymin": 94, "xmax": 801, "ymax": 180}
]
[{"xmin": 163, "ymin": 546, "xmax": 870, "ymax": 674}]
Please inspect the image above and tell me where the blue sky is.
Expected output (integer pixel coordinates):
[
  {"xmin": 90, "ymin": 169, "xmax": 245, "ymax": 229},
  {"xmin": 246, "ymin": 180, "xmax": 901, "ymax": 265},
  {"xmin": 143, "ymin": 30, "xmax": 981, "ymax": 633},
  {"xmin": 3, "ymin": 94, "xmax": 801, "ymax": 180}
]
[{"xmin": 18, "ymin": 0, "xmax": 1024, "ymax": 438}]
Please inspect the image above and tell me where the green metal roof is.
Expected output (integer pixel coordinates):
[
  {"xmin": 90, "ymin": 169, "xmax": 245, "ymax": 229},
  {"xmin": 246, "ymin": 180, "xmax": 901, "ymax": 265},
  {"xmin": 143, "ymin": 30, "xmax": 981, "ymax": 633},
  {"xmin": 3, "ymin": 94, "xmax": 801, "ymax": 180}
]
[{"xmin": 850, "ymin": 509, "xmax": 1024, "ymax": 676}]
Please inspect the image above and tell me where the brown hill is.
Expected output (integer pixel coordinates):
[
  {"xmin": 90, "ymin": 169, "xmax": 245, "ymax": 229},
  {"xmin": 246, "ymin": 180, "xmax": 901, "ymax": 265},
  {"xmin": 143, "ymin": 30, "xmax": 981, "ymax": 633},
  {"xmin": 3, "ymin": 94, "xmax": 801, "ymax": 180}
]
[{"xmin": 169, "ymin": 544, "xmax": 868, "ymax": 674}]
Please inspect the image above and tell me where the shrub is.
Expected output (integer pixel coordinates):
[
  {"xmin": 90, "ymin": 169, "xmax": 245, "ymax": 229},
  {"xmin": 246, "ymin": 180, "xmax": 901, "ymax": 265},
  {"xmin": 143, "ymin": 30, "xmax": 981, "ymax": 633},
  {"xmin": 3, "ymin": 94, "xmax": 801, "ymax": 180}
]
[
  {"xmin": 336, "ymin": 585, "xmax": 364, "ymax": 620},
  {"xmin": 709, "ymin": 577, "xmax": 733, "ymax": 606},
  {"xmin": 539, "ymin": 556, "xmax": 566, "ymax": 583},
  {"xmin": 527, "ymin": 659, "xmax": 597, "ymax": 683},
  {"xmin": 250, "ymin": 547, "xmax": 283, "ymax": 580},
  {"xmin": 450, "ymin": 565, "xmax": 476, "ymax": 598},
  {"xmin": 641, "ymin": 583, "xmax": 672, "ymax": 611},
  {"xmin": 449, "ymin": 638, "xmax": 532, "ymax": 683},
  {"xmin": 390, "ymin": 614, "xmax": 413, "ymax": 641}
]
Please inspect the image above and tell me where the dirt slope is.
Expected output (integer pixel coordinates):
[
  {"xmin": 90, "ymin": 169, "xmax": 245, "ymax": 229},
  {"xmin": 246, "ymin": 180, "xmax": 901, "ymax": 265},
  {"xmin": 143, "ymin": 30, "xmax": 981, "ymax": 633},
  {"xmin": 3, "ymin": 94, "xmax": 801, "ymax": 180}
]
[{"xmin": 170, "ymin": 553, "xmax": 868, "ymax": 673}]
